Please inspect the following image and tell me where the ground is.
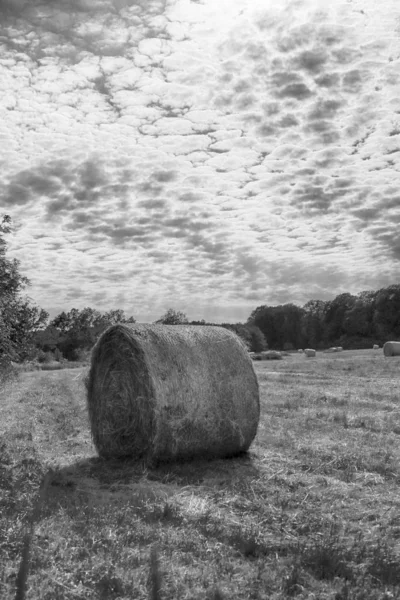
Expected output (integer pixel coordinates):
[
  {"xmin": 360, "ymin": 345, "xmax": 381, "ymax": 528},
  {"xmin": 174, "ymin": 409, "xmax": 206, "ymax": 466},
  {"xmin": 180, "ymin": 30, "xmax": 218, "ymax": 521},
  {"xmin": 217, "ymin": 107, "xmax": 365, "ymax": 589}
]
[{"xmin": 1, "ymin": 349, "xmax": 400, "ymax": 599}]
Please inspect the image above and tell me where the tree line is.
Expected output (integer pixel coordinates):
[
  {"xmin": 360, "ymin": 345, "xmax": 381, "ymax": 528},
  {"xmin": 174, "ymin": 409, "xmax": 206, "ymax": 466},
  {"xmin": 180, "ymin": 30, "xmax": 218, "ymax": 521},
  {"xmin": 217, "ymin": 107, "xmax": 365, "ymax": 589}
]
[
  {"xmin": 247, "ymin": 289, "xmax": 400, "ymax": 351},
  {"xmin": 1, "ymin": 215, "xmax": 399, "ymax": 365}
]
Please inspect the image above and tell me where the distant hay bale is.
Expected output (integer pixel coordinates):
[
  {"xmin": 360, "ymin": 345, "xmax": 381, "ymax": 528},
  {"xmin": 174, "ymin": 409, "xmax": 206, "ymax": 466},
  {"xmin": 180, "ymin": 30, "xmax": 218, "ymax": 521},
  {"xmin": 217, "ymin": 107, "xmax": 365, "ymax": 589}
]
[
  {"xmin": 336, "ymin": 347, "xmax": 343, "ymax": 352},
  {"xmin": 251, "ymin": 351, "xmax": 282, "ymax": 361},
  {"xmin": 298, "ymin": 349, "xmax": 303, "ymax": 353},
  {"xmin": 304, "ymin": 348, "xmax": 316, "ymax": 357},
  {"xmin": 86, "ymin": 324, "xmax": 260, "ymax": 464},
  {"xmin": 373, "ymin": 344, "xmax": 379, "ymax": 350},
  {"xmin": 40, "ymin": 361, "xmax": 63, "ymax": 371},
  {"xmin": 261, "ymin": 351, "xmax": 283, "ymax": 360},
  {"xmin": 383, "ymin": 341, "xmax": 400, "ymax": 357}
]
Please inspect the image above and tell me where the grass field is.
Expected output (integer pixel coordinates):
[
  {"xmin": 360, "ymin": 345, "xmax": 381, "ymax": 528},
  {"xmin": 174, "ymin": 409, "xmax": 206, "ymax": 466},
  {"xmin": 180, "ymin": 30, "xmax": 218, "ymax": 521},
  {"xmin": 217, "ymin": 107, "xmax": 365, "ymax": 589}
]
[{"xmin": 1, "ymin": 349, "xmax": 400, "ymax": 599}]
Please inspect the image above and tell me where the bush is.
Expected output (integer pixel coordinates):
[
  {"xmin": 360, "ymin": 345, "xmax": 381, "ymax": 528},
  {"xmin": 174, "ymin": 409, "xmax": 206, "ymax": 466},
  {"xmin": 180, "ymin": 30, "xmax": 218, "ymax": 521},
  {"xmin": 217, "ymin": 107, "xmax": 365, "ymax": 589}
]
[
  {"xmin": 53, "ymin": 347, "xmax": 63, "ymax": 362},
  {"xmin": 36, "ymin": 350, "xmax": 54, "ymax": 364},
  {"xmin": 0, "ymin": 359, "xmax": 18, "ymax": 384}
]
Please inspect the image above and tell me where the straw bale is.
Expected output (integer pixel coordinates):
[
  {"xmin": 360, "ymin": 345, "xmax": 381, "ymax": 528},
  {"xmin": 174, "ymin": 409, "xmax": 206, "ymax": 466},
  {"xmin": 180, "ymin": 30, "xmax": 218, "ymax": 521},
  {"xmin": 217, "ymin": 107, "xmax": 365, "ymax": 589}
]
[
  {"xmin": 336, "ymin": 347, "xmax": 343, "ymax": 352},
  {"xmin": 298, "ymin": 349, "xmax": 303, "ymax": 353},
  {"xmin": 373, "ymin": 344, "xmax": 379, "ymax": 350},
  {"xmin": 86, "ymin": 324, "xmax": 260, "ymax": 464},
  {"xmin": 383, "ymin": 341, "xmax": 400, "ymax": 357},
  {"xmin": 261, "ymin": 351, "xmax": 282, "ymax": 360},
  {"xmin": 304, "ymin": 348, "xmax": 316, "ymax": 357}
]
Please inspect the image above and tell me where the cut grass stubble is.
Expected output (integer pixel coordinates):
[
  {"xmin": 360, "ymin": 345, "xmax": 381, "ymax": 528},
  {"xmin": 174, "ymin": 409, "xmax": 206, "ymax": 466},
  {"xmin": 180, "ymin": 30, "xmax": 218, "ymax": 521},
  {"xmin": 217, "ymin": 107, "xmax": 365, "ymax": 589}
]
[{"xmin": 3, "ymin": 349, "xmax": 400, "ymax": 598}]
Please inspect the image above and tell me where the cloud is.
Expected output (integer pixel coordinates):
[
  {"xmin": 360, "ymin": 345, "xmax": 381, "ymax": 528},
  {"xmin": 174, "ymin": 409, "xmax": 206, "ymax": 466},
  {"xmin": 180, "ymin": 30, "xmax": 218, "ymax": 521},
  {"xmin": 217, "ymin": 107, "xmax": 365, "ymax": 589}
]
[{"xmin": 2, "ymin": 0, "xmax": 400, "ymax": 322}]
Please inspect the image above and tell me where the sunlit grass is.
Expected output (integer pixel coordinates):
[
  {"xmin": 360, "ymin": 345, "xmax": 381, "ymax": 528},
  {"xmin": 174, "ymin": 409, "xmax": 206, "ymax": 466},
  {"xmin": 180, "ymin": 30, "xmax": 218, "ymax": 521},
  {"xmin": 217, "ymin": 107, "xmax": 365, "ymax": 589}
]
[{"xmin": 2, "ymin": 350, "xmax": 400, "ymax": 598}]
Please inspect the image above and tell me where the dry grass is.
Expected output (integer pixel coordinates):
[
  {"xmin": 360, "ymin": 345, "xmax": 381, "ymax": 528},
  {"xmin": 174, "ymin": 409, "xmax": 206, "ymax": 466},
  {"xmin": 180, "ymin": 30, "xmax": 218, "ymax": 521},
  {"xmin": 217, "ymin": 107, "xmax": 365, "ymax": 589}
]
[
  {"xmin": 2, "ymin": 349, "xmax": 400, "ymax": 598},
  {"xmin": 86, "ymin": 324, "xmax": 260, "ymax": 464}
]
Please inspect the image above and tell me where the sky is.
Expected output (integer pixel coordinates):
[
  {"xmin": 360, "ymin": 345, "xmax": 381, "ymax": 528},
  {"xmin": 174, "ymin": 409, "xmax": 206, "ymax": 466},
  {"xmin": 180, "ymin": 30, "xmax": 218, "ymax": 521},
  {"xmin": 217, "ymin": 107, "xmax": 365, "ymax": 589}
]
[{"xmin": 1, "ymin": 0, "xmax": 400, "ymax": 323}]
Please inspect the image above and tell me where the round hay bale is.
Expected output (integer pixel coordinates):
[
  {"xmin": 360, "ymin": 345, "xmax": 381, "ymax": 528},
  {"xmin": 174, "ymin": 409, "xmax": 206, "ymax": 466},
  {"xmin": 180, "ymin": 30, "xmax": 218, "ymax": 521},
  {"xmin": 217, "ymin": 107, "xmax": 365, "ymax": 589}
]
[
  {"xmin": 304, "ymin": 348, "xmax": 316, "ymax": 357},
  {"xmin": 298, "ymin": 349, "xmax": 303, "ymax": 353},
  {"xmin": 86, "ymin": 324, "xmax": 260, "ymax": 464},
  {"xmin": 336, "ymin": 346, "xmax": 343, "ymax": 352},
  {"xmin": 373, "ymin": 344, "xmax": 379, "ymax": 350},
  {"xmin": 260, "ymin": 351, "xmax": 282, "ymax": 360},
  {"xmin": 383, "ymin": 341, "xmax": 400, "ymax": 357}
]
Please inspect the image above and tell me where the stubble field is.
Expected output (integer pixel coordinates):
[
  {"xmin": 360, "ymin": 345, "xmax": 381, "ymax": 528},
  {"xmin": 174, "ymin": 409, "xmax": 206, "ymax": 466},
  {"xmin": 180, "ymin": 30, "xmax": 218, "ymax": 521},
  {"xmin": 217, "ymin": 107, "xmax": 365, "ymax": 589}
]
[{"xmin": 1, "ymin": 349, "xmax": 400, "ymax": 599}]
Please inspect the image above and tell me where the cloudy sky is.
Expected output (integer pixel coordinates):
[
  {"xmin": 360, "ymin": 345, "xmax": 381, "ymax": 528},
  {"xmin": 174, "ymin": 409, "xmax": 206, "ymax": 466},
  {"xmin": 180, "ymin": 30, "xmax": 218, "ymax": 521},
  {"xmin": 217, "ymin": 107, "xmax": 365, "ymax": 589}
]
[{"xmin": 1, "ymin": 0, "xmax": 400, "ymax": 323}]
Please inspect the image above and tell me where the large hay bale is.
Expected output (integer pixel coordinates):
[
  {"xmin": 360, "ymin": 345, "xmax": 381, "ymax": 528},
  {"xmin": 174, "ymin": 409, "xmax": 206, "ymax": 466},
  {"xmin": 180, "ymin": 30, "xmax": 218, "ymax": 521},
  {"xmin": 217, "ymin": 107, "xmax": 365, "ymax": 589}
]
[
  {"xmin": 304, "ymin": 348, "xmax": 316, "ymax": 357},
  {"xmin": 86, "ymin": 324, "xmax": 260, "ymax": 464},
  {"xmin": 383, "ymin": 341, "xmax": 400, "ymax": 357}
]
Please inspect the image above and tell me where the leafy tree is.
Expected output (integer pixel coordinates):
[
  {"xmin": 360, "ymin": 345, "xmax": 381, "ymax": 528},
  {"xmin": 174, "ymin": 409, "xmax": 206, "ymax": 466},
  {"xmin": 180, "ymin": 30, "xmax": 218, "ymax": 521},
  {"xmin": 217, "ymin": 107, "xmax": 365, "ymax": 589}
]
[
  {"xmin": 4, "ymin": 299, "xmax": 48, "ymax": 360},
  {"xmin": 50, "ymin": 309, "xmax": 80, "ymax": 335},
  {"xmin": 280, "ymin": 303, "xmax": 305, "ymax": 349},
  {"xmin": 103, "ymin": 309, "xmax": 136, "ymax": 325},
  {"xmin": 244, "ymin": 325, "xmax": 267, "ymax": 352},
  {"xmin": 49, "ymin": 307, "xmax": 136, "ymax": 360},
  {"xmin": 155, "ymin": 308, "xmax": 188, "ymax": 325},
  {"xmin": 302, "ymin": 299, "xmax": 328, "ymax": 348},
  {"xmin": 248, "ymin": 305, "xmax": 302, "ymax": 349},
  {"xmin": 33, "ymin": 325, "xmax": 63, "ymax": 352},
  {"xmin": 372, "ymin": 285, "xmax": 400, "ymax": 340},
  {"xmin": 323, "ymin": 293, "xmax": 357, "ymax": 343},
  {"xmin": 0, "ymin": 216, "xmax": 48, "ymax": 362},
  {"xmin": 344, "ymin": 291, "xmax": 376, "ymax": 338},
  {"xmin": 221, "ymin": 323, "xmax": 252, "ymax": 349},
  {"xmin": 248, "ymin": 306, "xmax": 280, "ymax": 348}
]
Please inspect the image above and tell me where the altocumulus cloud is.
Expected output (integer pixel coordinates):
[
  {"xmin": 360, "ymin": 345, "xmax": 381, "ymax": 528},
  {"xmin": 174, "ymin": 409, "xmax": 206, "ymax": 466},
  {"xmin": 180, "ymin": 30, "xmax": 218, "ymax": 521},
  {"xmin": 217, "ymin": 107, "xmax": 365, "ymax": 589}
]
[{"xmin": 1, "ymin": 0, "xmax": 400, "ymax": 322}]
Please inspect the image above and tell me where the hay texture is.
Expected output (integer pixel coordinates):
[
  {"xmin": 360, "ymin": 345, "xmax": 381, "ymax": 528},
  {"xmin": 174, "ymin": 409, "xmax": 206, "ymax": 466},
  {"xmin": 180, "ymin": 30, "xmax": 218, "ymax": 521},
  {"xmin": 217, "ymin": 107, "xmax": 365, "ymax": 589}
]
[
  {"xmin": 304, "ymin": 349, "xmax": 316, "ymax": 357},
  {"xmin": 383, "ymin": 341, "xmax": 400, "ymax": 357},
  {"xmin": 86, "ymin": 324, "xmax": 260, "ymax": 464}
]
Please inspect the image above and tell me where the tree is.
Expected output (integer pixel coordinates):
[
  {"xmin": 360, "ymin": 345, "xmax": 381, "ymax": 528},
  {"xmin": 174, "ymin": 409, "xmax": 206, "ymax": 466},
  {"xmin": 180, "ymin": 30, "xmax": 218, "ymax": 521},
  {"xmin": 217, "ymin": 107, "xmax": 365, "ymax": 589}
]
[
  {"xmin": 4, "ymin": 299, "xmax": 48, "ymax": 359},
  {"xmin": 372, "ymin": 285, "xmax": 400, "ymax": 340},
  {"xmin": 49, "ymin": 307, "xmax": 136, "ymax": 360},
  {"xmin": 155, "ymin": 308, "xmax": 188, "ymax": 325},
  {"xmin": 344, "ymin": 292, "xmax": 376, "ymax": 338},
  {"xmin": 302, "ymin": 299, "xmax": 328, "ymax": 348},
  {"xmin": 221, "ymin": 323, "xmax": 252, "ymax": 349},
  {"xmin": 0, "ymin": 215, "xmax": 48, "ymax": 362},
  {"xmin": 33, "ymin": 325, "xmax": 63, "ymax": 352},
  {"xmin": 323, "ymin": 293, "xmax": 357, "ymax": 343},
  {"xmin": 103, "ymin": 309, "xmax": 136, "ymax": 325},
  {"xmin": 248, "ymin": 306, "xmax": 280, "ymax": 348},
  {"xmin": 247, "ymin": 325, "xmax": 268, "ymax": 352},
  {"xmin": 248, "ymin": 305, "xmax": 300, "ymax": 349}
]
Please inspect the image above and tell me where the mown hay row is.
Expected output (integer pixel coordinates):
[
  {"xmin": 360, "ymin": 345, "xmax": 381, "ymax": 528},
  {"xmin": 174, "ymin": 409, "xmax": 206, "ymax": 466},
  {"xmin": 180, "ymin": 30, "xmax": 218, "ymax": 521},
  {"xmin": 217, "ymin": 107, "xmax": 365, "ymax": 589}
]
[{"xmin": 86, "ymin": 324, "xmax": 260, "ymax": 465}]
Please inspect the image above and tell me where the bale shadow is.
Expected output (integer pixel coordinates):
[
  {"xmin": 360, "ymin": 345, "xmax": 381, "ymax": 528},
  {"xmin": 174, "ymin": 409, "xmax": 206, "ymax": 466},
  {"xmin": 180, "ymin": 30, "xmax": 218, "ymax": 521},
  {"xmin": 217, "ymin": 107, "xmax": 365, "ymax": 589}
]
[{"xmin": 48, "ymin": 449, "xmax": 261, "ymax": 494}]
